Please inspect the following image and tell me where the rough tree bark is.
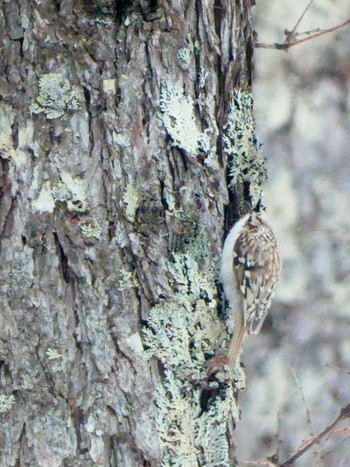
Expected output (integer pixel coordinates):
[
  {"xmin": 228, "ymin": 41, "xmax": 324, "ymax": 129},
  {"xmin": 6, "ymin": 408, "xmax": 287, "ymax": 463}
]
[{"xmin": 0, "ymin": 0, "xmax": 254, "ymax": 465}]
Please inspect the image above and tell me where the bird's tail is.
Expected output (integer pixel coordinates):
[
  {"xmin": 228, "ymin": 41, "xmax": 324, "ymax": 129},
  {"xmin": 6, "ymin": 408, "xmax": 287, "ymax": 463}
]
[{"xmin": 227, "ymin": 311, "xmax": 246, "ymax": 368}]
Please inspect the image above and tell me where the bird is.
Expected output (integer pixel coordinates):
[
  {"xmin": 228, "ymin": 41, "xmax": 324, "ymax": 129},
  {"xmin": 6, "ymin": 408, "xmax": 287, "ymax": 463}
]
[{"xmin": 219, "ymin": 211, "xmax": 282, "ymax": 369}]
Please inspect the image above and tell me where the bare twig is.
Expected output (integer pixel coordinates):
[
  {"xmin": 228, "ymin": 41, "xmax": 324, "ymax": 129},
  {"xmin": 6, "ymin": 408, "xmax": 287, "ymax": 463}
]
[
  {"xmin": 289, "ymin": 0, "xmax": 315, "ymax": 37},
  {"xmin": 320, "ymin": 432, "xmax": 350, "ymax": 460},
  {"xmin": 255, "ymin": 18, "xmax": 350, "ymax": 50},
  {"xmin": 255, "ymin": 0, "xmax": 350, "ymax": 54},
  {"xmin": 244, "ymin": 461, "xmax": 276, "ymax": 466},
  {"xmin": 327, "ymin": 364, "xmax": 350, "ymax": 376},
  {"xmin": 291, "ymin": 368, "xmax": 322, "ymax": 464},
  {"xmin": 332, "ymin": 426, "xmax": 350, "ymax": 435},
  {"xmin": 292, "ymin": 368, "xmax": 314, "ymax": 436},
  {"xmin": 275, "ymin": 412, "xmax": 283, "ymax": 464},
  {"xmin": 278, "ymin": 404, "xmax": 350, "ymax": 466}
]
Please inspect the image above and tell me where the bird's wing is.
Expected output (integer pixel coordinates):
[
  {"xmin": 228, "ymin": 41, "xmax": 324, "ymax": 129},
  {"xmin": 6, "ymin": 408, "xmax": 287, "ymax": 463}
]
[{"xmin": 233, "ymin": 225, "xmax": 281, "ymax": 334}]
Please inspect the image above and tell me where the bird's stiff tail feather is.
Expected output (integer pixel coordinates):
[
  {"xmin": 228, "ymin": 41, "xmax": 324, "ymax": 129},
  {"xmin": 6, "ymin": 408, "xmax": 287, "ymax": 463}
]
[{"xmin": 227, "ymin": 312, "xmax": 246, "ymax": 368}]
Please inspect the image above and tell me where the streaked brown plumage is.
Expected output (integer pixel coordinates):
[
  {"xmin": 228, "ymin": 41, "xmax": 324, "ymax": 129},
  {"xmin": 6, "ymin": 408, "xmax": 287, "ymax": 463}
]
[{"xmin": 221, "ymin": 212, "xmax": 281, "ymax": 369}]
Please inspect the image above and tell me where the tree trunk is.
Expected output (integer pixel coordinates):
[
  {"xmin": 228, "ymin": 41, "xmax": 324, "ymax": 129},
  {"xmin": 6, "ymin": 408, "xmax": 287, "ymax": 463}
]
[{"xmin": 0, "ymin": 1, "xmax": 254, "ymax": 465}]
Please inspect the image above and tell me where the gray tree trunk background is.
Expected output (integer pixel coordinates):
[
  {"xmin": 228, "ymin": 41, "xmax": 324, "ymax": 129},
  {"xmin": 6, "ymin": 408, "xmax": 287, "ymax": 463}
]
[{"xmin": 0, "ymin": 1, "xmax": 255, "ymax": 465}]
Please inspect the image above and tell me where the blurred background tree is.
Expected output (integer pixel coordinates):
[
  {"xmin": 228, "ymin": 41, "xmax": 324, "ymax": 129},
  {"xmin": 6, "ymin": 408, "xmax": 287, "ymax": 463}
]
[{"xmin": 236, "ymin": 1, "xmax": 350, "ymax": 465}]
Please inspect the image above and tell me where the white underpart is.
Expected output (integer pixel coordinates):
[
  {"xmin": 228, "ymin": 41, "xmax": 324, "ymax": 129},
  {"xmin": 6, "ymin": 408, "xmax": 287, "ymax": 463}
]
[{"xmin": 220, "ymin": 214, "xmax": 250, "ymax": 324}]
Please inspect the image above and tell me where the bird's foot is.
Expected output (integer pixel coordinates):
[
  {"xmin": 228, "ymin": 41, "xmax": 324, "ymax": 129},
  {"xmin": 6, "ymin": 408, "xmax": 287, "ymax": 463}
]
[{"xmin": 206, "ymin": 352, "xmax": 228, "ymax": 376}]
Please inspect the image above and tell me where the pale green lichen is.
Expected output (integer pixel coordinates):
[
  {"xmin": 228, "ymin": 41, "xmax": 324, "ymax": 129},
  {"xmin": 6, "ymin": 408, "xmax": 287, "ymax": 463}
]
[
  {"xmin": 114, "ymin": 223, "xmax": 129, "ymax": 247},
  {"xmin": 0, "ymin": 394, "xmax": 15, "ymax": 413},
  {"xmin": 156, "ymin": 371, "xmax": 198, "ymax": 467},
  {"xmin": 185, "ymin": 224, "xmax": 211, "ymax": 262},
  {"xmin": 195, "ymin": 385, "xmax": 239, "ymax": 466},
  {"xmin": 52, "ymin": 172, "xmax": 88, "ymax": 212},
  {"xmin": 80, "ymin": 222, "xmax": 102, "ymax": 239},
  {"xmin": 46, "ymin": 348, "xmax": 64, "ymax": 373},
  {"xmin": 223, "ymin": 89, "xmax": 267, "ymax": 207},
  {"xmin": 32, "ymin": 181, "xmax": 56, "ymax": 213},
  {"xmin": 31, "ymin": 73, "xmax": 81, "ymax": 119},
  {"xmin": 52, "ymin": 183, "xmax": 68, "ymax": 202},
  {"xmin": 142, "ymin": 246, "xmax": 241, "ymax": 465},
  {"xmin": 95, "ymin": 17, "xmax": 111, "ymax": 25},
  {"xmin": 178, "ymin": 48, "xmax": 191, "ymax": 64},
  {"xmin": 198, "ymin": 70, "xmax": 209, "ymax": 89},
  {"xmin": 168, "ymin": 253, "xmax": 217, "ymax": 309},
  {"xmin": 122, "ymin": 182, "xmax": 139, "ymax": 222},
  {"xmin": 118, "ymin": 268, "xmax": 135, "ymax": 291},
  {"xmin": 159, "ymin": 82, "xmax": 213, "ymax": 160},
  {"xmin": 0, "ymin": 105, "xmax": 16, "ymax": 159},
  {"xmin": 46, "ymin": 348, "xmax": 61, "ymax": 360}
]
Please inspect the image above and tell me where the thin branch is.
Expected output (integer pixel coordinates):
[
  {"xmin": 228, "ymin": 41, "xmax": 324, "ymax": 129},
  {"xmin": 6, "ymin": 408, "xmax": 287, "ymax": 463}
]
[
  {"xmin": 292, "ymin": 368, "xmax": 314, "ymax": 437},
  {"xmin": 327, "ymin": 364, "xmax": 350, "ymax": 376},
  {"xmin": 255, "ymin": 18, "xmax": 350, "ymax": 50},
  {"xmin": 244, "ymin": 461, "xmax": 276, "ymax": 466},
  {"xmin": 289, "ymin": 0, "xmax": 315, "ymax": 36},
  {"xmin": 291, "ymin": 27, "xmax": 322, "ymax": 37},
  {"xmin": 254, "ymin": 42, "xmax": 290, "ymax": 50},
  {"xmin": 291, "ymin": 368, "xmax": 322, "ymax": 464},
  {"xmin": 275, "ymin": 412, "xmax": 283, "ymax": 464},
  {"xmin": 278, "ymin": 404, "xmax": 350, "ymax": 466},
  {"xmin": 320, "ymin": 432, "xmax": 350, "ymax": 460},
  {"xmin": 332, "ymin": 426, "xmax": 350, "ymax": 435}
]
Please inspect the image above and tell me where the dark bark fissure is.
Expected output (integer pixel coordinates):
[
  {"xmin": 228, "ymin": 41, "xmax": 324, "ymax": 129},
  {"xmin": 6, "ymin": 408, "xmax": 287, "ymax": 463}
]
[
  {"xmin": 82, "ymin": 86, "xmax": 95, "ymax": 159},
  {"xmin": 53, "ymin": 232, "xmax": 71, "ymax": 284},
  {"xmin": 0, "ymin": 161, "xmax": 13, "ymax": 238},
  {"xmin": 1, "ymin": 196, "xmax": 17, "ymax": 239}
]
